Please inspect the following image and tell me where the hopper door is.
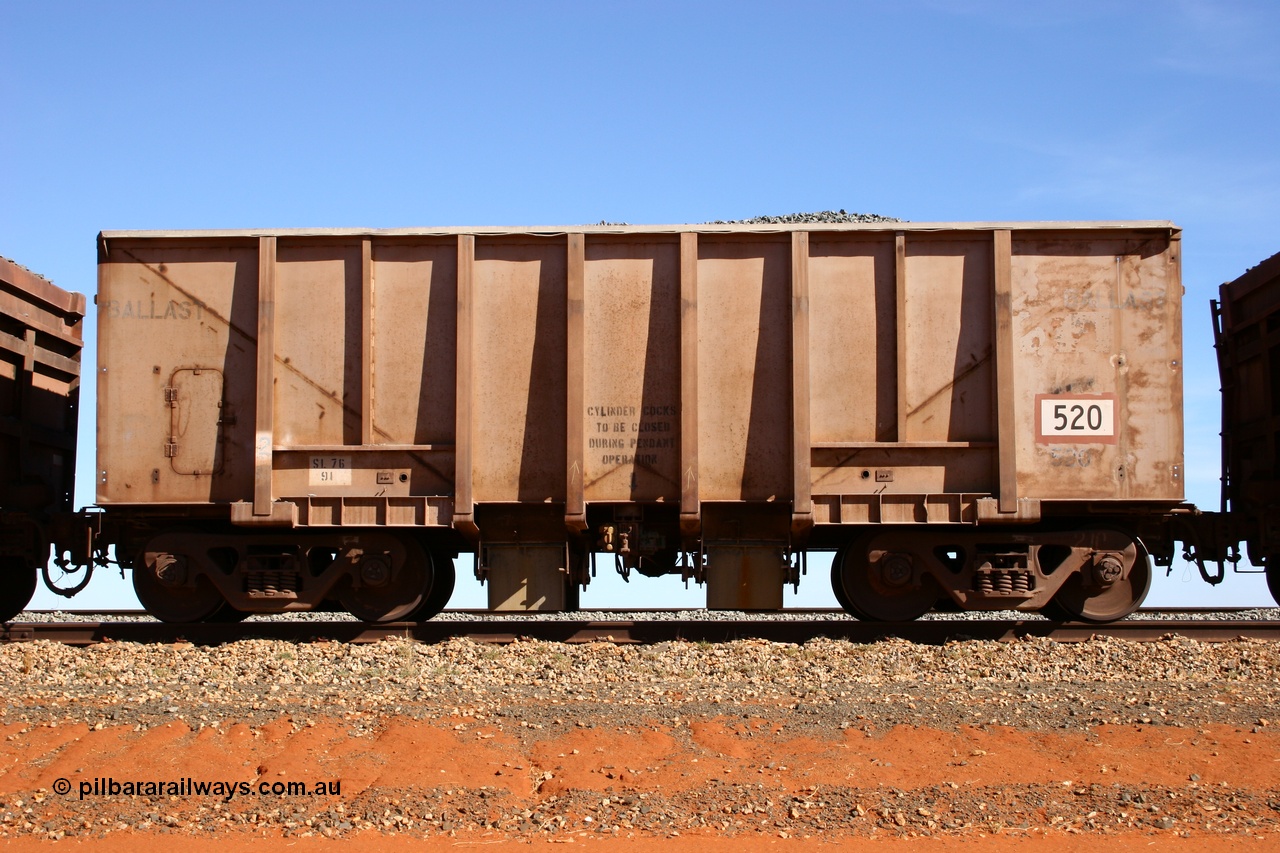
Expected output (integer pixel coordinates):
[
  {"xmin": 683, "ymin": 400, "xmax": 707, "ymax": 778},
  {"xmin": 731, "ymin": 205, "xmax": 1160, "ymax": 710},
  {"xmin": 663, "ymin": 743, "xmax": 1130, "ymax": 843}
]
[{"xmin": 167, "ymin": 367, "xmax": 226, "ymax": 476}]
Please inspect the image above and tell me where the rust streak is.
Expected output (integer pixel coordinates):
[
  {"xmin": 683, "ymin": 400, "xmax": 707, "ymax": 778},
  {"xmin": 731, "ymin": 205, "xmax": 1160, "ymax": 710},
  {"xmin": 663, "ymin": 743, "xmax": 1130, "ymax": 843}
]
[{"xmin": 903, "ymin": 348, "xmax": 992, "ymax": 421}]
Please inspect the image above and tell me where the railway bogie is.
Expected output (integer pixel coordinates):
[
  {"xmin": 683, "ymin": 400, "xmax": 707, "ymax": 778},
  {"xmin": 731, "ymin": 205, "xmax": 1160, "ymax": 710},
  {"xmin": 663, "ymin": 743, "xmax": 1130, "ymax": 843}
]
[
  {"xmin": 831, "ymin": 525, "xmax": 1152, "ymax": 623},
  {"xmin": 130, "ymin": 527, "xmax": 456, "ymax": 623}
]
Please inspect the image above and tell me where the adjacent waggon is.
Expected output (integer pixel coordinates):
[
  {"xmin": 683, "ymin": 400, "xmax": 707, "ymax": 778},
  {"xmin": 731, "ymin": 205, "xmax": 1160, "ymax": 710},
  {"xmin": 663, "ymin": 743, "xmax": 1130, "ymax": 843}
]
[
  {"xmin": 0, "ymin": 257, "xmax": 85, "ymax": 621},
  {"xmin": 13, "ymin": 220, "xmax": 1270, "ymax": 623},
  {"xmin": 1215, "ymin": 250, "xmax": 1280, "ymax": 606}
]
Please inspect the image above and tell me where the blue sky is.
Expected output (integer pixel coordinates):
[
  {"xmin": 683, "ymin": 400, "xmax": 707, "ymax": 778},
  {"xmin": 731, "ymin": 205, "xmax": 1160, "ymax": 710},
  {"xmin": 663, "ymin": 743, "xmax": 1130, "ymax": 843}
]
[{"xmin": 5, "ymin": 0, "xmax": 1278, "ymax": 609}]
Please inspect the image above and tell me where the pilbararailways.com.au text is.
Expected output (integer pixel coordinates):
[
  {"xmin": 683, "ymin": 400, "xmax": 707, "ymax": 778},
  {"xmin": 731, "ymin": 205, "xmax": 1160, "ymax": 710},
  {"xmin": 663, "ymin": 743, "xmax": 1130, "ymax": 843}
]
[{"xmin": 66, "ymin": 777, "xmax": 340, "ymax": 802}]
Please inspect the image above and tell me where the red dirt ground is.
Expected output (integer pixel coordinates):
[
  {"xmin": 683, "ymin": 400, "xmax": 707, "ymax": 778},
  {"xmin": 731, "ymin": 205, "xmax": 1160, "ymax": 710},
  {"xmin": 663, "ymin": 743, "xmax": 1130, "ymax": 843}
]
[{"xmin": 0, "ymin": 714, "xmax": 1276, "ymax": 850}]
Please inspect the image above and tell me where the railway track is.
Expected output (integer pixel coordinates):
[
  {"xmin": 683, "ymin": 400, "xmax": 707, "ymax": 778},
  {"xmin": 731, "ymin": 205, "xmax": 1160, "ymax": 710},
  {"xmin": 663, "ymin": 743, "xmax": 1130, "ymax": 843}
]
[{"xmin": 3, "ymin": 610, "xmax": 1279, "ymax": 645}]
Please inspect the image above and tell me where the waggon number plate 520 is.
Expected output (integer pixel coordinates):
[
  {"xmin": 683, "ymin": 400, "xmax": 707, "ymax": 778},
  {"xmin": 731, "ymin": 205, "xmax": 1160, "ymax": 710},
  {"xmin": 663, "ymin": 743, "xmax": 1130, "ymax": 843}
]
[
  {"xmin": 1035, "ymin": 394, "xmax": 1117, "ymax": 444},
  {"xmin": 310, "ymin": 456, "xmax": 353, "ymax": 485}
]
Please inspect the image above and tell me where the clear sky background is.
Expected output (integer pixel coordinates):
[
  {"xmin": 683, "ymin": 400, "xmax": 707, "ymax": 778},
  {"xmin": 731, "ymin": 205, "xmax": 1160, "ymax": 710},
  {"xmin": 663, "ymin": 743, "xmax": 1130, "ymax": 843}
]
[{"xmin": 4, "ymin": 0, "xmax": 1278, "ymax": 610}]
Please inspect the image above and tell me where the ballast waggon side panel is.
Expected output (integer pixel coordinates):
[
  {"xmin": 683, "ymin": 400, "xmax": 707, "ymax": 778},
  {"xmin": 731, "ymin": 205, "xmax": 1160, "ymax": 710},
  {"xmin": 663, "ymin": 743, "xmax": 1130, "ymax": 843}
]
[
  {"xmin": 94, "ymin": 222, "xmax": 1183, "ymax": 618},
  {"xmin": 94, "ymin": 223, "xmax": 1183, "ymax": 520}
]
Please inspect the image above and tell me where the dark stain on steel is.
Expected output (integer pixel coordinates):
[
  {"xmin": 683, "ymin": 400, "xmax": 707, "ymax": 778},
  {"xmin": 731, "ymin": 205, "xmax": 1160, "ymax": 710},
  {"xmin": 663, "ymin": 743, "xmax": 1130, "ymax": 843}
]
[{"xmin": 904, "ymin": 347, "xmax": 992, "ymax": 422}]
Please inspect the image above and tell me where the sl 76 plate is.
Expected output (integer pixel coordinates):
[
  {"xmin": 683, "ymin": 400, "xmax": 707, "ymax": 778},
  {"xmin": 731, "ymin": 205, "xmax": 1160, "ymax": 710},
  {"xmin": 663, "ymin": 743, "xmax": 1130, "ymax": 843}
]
[{"xmin": 309, "ymin": 456, "xmax": 353, "ymax": 485}]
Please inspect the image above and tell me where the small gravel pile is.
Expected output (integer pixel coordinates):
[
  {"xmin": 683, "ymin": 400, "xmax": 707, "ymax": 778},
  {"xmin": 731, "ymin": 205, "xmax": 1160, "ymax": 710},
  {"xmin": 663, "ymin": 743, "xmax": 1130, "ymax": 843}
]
[
  {"xmin": 709, "ymin": 210, "xmax": 901, "ymax": 225},
  {"xmin": 0, "ymin": 256, "xmax": 57, "ymax": 285}
]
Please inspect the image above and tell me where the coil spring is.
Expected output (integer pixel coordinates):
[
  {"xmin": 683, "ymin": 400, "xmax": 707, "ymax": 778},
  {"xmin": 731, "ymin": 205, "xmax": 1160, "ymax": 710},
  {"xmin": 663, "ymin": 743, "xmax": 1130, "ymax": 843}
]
[
  {"xmin": 245, "ymin": 570, "xmax": 300, "ymax": 595},
  {"xmin": 976, "ymin": 570, "xmax": 1033, "ymax": 595}
]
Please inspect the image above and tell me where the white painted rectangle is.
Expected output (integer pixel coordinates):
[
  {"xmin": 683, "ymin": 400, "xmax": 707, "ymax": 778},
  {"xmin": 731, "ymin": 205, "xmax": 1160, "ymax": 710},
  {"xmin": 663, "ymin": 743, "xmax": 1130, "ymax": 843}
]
[
  {"xmin": 309, "ymin": 455, "xmax": 353, "ymax": 486},
  {"xmin": 1035, "ymin": 395, "xmax": 1118, "ymax": 444}
]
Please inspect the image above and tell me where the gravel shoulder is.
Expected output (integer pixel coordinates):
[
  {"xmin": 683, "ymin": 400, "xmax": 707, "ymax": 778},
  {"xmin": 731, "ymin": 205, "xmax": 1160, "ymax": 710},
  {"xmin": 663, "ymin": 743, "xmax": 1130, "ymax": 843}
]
[{"xmin": 0, "ymin": 634, "xmax": 1277, "ymax": 847}]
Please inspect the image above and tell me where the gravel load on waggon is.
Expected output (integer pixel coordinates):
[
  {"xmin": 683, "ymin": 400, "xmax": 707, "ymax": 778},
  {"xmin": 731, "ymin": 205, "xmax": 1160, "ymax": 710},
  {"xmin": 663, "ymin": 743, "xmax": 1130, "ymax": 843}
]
[
  {"xmin": 0, "ymin": 634, "xmax": 1276, "ymax": 842},
  {"xmin": 708, "ymin": 210, "xmax": 902, "ymax": 224}
]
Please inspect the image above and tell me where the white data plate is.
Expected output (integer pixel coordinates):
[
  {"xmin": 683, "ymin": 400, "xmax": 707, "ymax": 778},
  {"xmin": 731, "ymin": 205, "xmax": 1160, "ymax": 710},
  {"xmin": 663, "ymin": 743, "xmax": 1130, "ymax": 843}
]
[
  {"xmin": 1036, "ymin": 395, "xmax": 1117, "ymax": 444},
  {"xmin": 309, "ymin": 456, "xmax": 353, "ymax": 486}
]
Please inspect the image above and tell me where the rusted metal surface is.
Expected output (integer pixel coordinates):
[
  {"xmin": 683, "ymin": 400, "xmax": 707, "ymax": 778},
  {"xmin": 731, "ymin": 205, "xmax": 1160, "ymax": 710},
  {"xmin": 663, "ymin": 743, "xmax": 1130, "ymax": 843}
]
[
  {"xmin": 0, "ymin": 257, "xmax": 85, "ymax": 518},
  {"xmin": 0, "ymin": 257, "xmax": 85, "ymax": 619},
  {"xmin": 993, "ymin": 229, "xmax": 1018, "ymax": 512},
  {"xmin": 1214, "ymin": 250, "xmax": 1280, "ymax": 604},
  {"xmin": 679, "ymin": 232, "xmax": 699, "ymax": 535},
  {"xmin": 1215, "ymin": 252, "xmax": 1280, "ymax": 523},
  {"xmin": 2, "ymin": 615, "xmax": 1278, "ymax": 647},
  {"xmin": 1013, "ymin": 232, "xmax": 1183, "ymax": 505},
  {"xmin": 96, "ymin": 222, "xmax": 1183, "ymax": 511},
  {"xmin": 790, "ymin": 231, "xmax": 813, "ymax": 536},
  {"xmin": 93, "ymin": 222, "xmax": 1185, "ymax": 617}
]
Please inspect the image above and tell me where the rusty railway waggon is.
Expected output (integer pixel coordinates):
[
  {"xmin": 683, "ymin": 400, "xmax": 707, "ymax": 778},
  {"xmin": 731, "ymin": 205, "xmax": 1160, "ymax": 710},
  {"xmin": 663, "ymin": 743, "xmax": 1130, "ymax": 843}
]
[
  {"xmin": 0, "ymin": 257, "xmax": 85, "ymax": 621},
  {"xmin": 76, "ymin": 222, "xmax": 1189, "ymax": 623},
  {"xmin": 1214, "ymin": 250, "xmax": 1280, "ymax": 605}
]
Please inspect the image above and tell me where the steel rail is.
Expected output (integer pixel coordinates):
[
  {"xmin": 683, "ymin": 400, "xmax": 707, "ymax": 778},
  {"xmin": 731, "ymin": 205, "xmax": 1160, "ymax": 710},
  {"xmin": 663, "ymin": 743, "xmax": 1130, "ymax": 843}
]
[{"xmin": 2, "ymin": 618, "xmax": 1278, "ymax": 646}]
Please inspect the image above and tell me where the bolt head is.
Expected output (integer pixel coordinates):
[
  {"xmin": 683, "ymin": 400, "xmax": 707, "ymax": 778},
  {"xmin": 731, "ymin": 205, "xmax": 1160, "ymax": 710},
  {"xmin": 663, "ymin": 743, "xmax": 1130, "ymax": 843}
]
[
  {"xmin": 879, "ymin": 554, "xmax": 913, "ymax": 588},
  {"xmin": 151, "ymin": 553, "xmax": 187, "ymax": 587},
  {"xmin": 359, "ymin": 557, "xmax": 391, "ymax": 587},
  {"xmin": 1094, "ymin": 554, "xmax": 1124, "ymax": 585}
]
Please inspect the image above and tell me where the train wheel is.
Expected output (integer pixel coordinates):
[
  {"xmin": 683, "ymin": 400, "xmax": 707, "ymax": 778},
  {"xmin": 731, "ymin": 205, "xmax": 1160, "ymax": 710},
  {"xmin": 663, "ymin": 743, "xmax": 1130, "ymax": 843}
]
[
  {"xmin": 829, "ymin": 556, "xmax": 856, "ymax": 613},
  {"xmin": 133, "ymin": 549, "xmax": 226, "ymax": 623},
  {"xmin": 834, "ymin": 540, "xmax": 939, "ymax": 622},
  {"xmin": 0, "ymin": 558, "xmax": 38, "ymax": 622},
  {"xmin": 208, "ymin": 604, "xmax": 250, "ymax": 623},
  {"xmin": 1037, "ymin": 598, "xmax": 1074, "ymax": 622},
  {"xmin": 339, "ymin": 534, "xmax": 431, "ymax": 623},
  {"xmin": 406, "ymin": 552, "xmax": 456, "ymax": 621},
  {"xmin": 1266, "ymin": 560, "xmax": 1280, "ymax": 608},
  {"xmin": 933, "ymin": 596, "xmax": 962, "ymax": 613},
  {"xmin": 564, "ymin": 573, "xmax": 581, "ymax": 612},
  {"xmin": 1048, "ymin": 532, "xmax": 1151, "ymax": 623}
]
